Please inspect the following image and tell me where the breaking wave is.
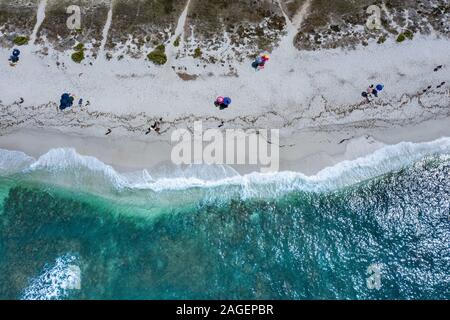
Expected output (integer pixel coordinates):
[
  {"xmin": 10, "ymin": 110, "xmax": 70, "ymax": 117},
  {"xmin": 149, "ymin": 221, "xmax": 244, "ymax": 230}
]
[
  {"xmin": 21, "ymin": 254, "xmax": 80, "ymax": 300},
  {"xmin": 0, "ymin": 137, "xmax": 449, "ymax": 197}
]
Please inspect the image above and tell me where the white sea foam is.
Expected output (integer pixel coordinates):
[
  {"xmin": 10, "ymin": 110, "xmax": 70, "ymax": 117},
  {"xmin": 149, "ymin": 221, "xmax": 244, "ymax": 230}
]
[
  {"xmin": 21, "ymin": 254, "xmax": 80, "ymax": 300},
  {"xmin": 0, "ymin": 137, "xmax": 449, "ymax": 195},
  {"xmin": 27, "ymin": 148, "xmax": 128, "ymax": 188},
  {"xmin": 0, "ymin": 149, "xmax": 35, "ymax": 175}
]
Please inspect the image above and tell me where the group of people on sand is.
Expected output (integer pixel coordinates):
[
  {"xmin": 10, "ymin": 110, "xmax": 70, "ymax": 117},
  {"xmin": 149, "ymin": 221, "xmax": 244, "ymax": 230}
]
[
  {"xmin": 214, "ymin": 96, "xmax": 232, "ymax": 110},
  {"xmin": 252, "ymin": 54, "xmax": 270, "ymax": 71},
  {"xmin": 361, "ymin": 84, "xmax": 384, "ymax": 101},
  {"xmin": 146, "ymin": 119, "xmax": 162, "ymax": 135},
  {"xmin": 51, "ymin": 52, "xmax": 445, "ymax": 136},
  {"xmin": 59, "ymin": 93, "xmax": 85, "ymax": 110}
]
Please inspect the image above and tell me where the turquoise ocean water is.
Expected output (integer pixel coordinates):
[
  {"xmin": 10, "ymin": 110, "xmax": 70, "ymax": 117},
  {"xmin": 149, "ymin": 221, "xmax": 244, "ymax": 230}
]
[{"xmin": 0, "ymin": 139, "xmax": 449, "ymax": 299}]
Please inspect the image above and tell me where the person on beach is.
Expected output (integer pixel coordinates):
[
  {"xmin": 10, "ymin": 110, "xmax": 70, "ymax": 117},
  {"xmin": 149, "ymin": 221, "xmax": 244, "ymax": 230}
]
[
  {"xmin": 146, "ymin": 121, "xmax": 160, "ymax": 135},
  {"xmin": 361, "ymin": 91, "xmax": 370, "ymax": 102},
  {"xmin": 78, "ymin": 99, "xmax": 83, "ymax": 107},
  {"xmin": 372, "ymin": 88, "xmax": 378, "ymax": 97},
  {"xmin": 146, "ymin": 121, "xmax": 161, "ymax": 134},
  {"xmin": 8, "ymin": 49, "xmax": 20, "ymax": 66}
]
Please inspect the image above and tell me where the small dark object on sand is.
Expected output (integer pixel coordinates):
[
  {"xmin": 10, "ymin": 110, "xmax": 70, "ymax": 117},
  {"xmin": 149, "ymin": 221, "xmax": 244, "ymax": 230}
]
[
  {"xmin": 149, "ymin": 121, "xmax": 161, "ymax": 134},
  {"xmin": 105, "ymin": 129, "xmax": 112, "ymax": 135}
]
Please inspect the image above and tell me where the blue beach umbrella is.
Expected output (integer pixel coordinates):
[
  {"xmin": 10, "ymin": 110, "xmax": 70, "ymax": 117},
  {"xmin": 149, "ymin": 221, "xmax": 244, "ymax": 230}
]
[
  {"xmin": 223, "ymin": 97, "xmax": 232, "ymax": 106},
  {"xmin": 376, "ymin": 84, "xmax": 384, "ymax": 91},
  {"xmin": 60, "ymin": 93, "xmax": 74, "ymax": 110}
]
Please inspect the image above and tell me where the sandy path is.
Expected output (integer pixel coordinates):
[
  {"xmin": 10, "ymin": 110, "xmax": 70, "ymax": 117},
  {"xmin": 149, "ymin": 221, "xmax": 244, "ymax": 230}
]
[
  {"xmin": 98, "ymin": 0, "xmax": 115, "ymax": 59},
  {"xmin": 29, "ymin": 0, "xmax": 47, "ymax": 46}
]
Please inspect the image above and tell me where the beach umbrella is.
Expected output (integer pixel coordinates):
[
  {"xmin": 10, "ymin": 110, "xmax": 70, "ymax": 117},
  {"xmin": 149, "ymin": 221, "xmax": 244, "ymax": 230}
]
[
  {"xmin": 256, "ymin": 56, "xmax": 264, "ymax": 64},
  {"xmin": 60, "ymin": 93, "xmax": 74, "ymax": 109},
  {"xmin": 223, "ymin": 97, "xmax": 232, "ymax": 106},
  {"xmin": 262, "ymin": 54, "xmax": 270, "ymax": 61},
  {"xmin": 376, "ymin": 84, "xmax": 384, "ymax": 91},
  {"xmin": 216, "ymin": 96, "xmax": 224, "ymax": 104}
]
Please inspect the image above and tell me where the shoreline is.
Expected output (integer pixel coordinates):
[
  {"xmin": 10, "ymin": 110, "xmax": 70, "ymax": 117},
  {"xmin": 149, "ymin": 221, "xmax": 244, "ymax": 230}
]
[{"xmin": 1, "ymin": 117, "xmax": 448, "ymax": 176}]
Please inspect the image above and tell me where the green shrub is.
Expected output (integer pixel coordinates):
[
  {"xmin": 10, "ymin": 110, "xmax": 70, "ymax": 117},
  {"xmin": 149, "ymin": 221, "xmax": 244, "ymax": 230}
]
[
  {"xmin": 404, "ymin": 30, "xmax": 414, "ymax": 40},
  {"xmin": 193, "ymin": 47, "xmax": 202, "ymax": 59},
  {"xmin": 377, "ymin": 35, "xmax": 386, "ymax": 44},
  {"xmin": 396, "ymin": 33, "xmax": 406, "ymax": 42},
  {"xmin": 173, "ymin": 36, "xmax": 180, "ymax": 47},
  {"xmin": 71, "ymin": 50, "xmax": 85, "ymax": 63},
  {"xmin": 13, "ymin": 36, "xmax": 29, "ymax": 46},
  {"xmin": 73, "ymin": 43, "xmax": 84, "ymax": 51},
  {"xmin": 147, "ymin": 45, "xmax": 167, "ymax": 65},
  {"xmin": 396, "ymin": 30, "xmax": 414, "ymax": 43},
  {"xmin": 155, "ymin": 44, "xmax": 165, "ymax": 51}
]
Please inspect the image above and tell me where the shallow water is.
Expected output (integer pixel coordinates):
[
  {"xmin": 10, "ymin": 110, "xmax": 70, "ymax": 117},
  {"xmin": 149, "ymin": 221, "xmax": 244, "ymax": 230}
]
[{"xmin": 0, "ymin": 141, "xmax": 449, "ymax": 299}]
